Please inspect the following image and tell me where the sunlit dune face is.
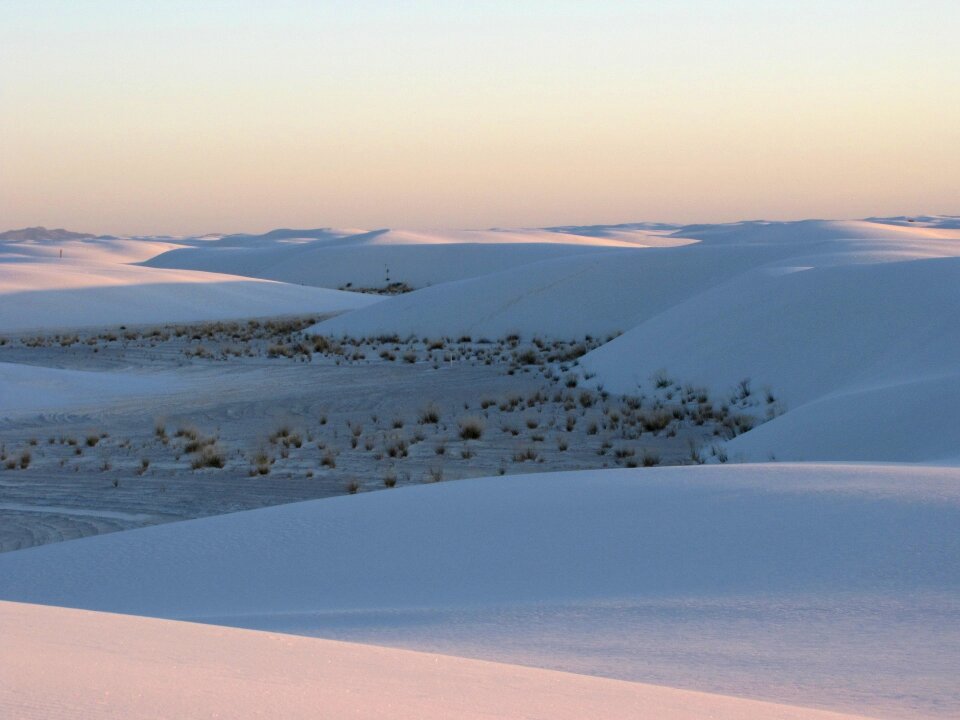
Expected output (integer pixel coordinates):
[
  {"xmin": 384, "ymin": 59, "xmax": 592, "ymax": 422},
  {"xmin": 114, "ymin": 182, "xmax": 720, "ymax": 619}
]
[{"xmin": 1, "ymin": 1, "xmax": 957, "ymax": 234}]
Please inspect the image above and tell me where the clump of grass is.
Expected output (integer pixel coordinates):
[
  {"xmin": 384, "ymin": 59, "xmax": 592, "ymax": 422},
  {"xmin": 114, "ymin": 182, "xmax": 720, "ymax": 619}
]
[
  {"xmin": 191, "ymin": 445, "xmax": 226, "ymax": 469},
  {"xmin": 175, "ymin": 426, "xmax": 199, "ymax": 442},
  {"xmin": 321, "ymin": 449, "xmax": 337, "ymax": 468},
  {"xmin": 85, "ymin": 435, "xmax": 100, "ymax": 447},
  {"xmin": 139, "ymin": 457, "xmax": 150, "ymax": 474},
  {"xmin": 512, "ymin": 447, "xmax": 538, "ymax": 463},
  {"xmin": 614, "ymin": 446, "xmax": 635, "ymax": 460},
  {"xmin": 641, "ymin": 449, "xmax": 661, "ymax": 467},
  {"xmin": 252, "ymin": 450, "xmax": 271, "ymax": 475},
  {"xmin": 653, "ymin": 370, "xmax": 672, "ymax": 388},
  {"xmin": 383, "ymin": 469, "xmax": 397, "ymax": 488},
  {"xmin": 458, "ymin": 416, "xmax": 485, "ymax": 440},
  {"xmin": 386, "ymin": 438, "xmax": 408, "ymax": 458},
  {"xmin": 418, "ymin": 404, "xmax": 440, "ymax": 424},
  {"xmin": 345, "ymin": 478, "xmax": 361, "ymax": 494}
]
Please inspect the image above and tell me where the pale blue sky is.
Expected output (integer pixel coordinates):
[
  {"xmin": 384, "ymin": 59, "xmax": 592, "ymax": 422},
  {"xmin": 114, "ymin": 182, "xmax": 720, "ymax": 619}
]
[{"xmin": 2, "ymin": 1, "xmax": 958, "ymax": 234}]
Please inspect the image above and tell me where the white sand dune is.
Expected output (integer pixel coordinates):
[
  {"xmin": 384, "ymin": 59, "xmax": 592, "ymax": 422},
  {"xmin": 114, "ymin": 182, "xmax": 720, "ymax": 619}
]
[
  {"xmin": 308, "ymin": 218, "xmax": 960, "ymax": 340},
  {"xmin": 0, "ymin": 233, "xmax": 382, "ymax": 333},
  {"xmin": 0, "ymin": 601, "xmax": 876, "ymax": 720},
  {"xmin": 142, "ymin": 226, "xmax": 672, "ymax": 290},
  {"xmin": 2, "ymin": 463, "xmax": 957, "ymax": 718},
  {"xmin": 3, "ymin": 218, "xmax": 959, "ymax": 717},
  {"xmin": 574, "ymin": 221, "xmax": 960, "ymax": 463}
]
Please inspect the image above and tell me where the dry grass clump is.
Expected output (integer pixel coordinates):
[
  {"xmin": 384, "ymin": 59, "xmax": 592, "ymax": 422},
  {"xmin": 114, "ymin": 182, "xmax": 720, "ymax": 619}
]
[
  {"xmin": 418, "ymin": 404, "xmax": 441, "ymax": 424},
  {"xmin": 458, "ymin": 416, "xmax": 485, "ymax": 440},
  {"xmin": 512, "ymin": 447, "xmax": 538, "ymax": 463},
  {"xmin": 191, "ymin": 445, "xmax": 226, "ymax": 469}
]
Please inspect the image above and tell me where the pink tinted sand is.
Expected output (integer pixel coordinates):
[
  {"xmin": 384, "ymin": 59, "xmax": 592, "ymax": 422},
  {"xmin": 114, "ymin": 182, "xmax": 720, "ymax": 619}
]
[{"xmin": 1, "ymin": 601, "xmax": 876, "ymax": 720}]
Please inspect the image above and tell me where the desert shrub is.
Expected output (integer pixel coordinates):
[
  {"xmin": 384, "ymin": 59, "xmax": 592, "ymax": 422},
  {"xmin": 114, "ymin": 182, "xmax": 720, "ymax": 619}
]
[
  {"xmin": 641, "ymin": 449, "xmax": 661, "ymax": 467},
  {"xmin": 512, "ymin": 447, "xmax": 538, "ymax": 462},
  {"xmin": 252, "ymin": 451, "xmax": 271, "ymax": 475},
  {"xmin": 614, "ymin": 446, "xmax": 635, "ymax": 460},
  {"xmin": 419, "ymin": 404, "xmax": 441, "ymax": 424},
  {"xmin": 386, "ymin": 437, "xmax": 408, "ymax": 458},
  {"xmin": 85, "ymin": 435, "xmax": 100, "ymax": 447},
  {"xmin": 458, "ymin": 417, "xmax": 484, "ymax": 440},
  {"xmin": 516, "ymin": 348, "xmax": 538, "ymax": 365},
  {"xmin": 652, "ymin": 370, "xmax": 672, "ymax": 389},
  {"xmin": 687, "ymin": 442, "xmax": 705, "ymax": 465},
  {"xmin": 191, "ymin": 446, "xmax": 225, "ymax": 469},
  {"xmin": 736, "ymin": 378, "xmax": 752, "ymax": 400},
  {"xmin": 640, "ymin": 412, "xmax": 672, "ymax": 433}
]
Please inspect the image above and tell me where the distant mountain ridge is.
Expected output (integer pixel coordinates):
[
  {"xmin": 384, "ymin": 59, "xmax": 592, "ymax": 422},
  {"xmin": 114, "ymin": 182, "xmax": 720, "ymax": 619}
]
[{"xmin": 0, "ymin": 227, "xmax": 103, "ymax": 241}]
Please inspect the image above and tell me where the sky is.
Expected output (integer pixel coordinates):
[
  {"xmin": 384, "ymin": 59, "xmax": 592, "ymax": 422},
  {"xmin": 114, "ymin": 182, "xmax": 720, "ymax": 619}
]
[{"xmin": 1, "ymin": 1, "xmax": 958, "ymax": 235}]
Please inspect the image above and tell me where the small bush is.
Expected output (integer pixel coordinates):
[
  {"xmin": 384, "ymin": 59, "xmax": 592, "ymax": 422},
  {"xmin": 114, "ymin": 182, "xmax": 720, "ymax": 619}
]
[
  {"xmin": 192, "ymin": 446, "xmax": 226, "ymax": 469},
  {"xmin": 458, "ymin": 417, "xmax": 485, "ymax": 440},
  {"xmin": 512, "ymin": 447, "xmax": 538, "ymax": 463},
  {"xmin": 419, "ymin": 404, "xmax": 441, "ymax": 424}
]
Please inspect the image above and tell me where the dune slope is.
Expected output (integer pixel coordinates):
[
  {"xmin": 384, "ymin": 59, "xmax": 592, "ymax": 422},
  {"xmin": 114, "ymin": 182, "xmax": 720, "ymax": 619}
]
[
  {"xmin": 1, "ymin": 464, "xmax": 957, "ymax": 718},
  {"xmin": 0, "ymin": 600, "xmax": 877, "ymax": 720}
]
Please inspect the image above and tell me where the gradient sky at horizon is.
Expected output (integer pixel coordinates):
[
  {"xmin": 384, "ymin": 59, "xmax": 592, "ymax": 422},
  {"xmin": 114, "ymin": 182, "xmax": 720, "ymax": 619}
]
[{"xmin": 2, "ymin": 1, "xmax": 958, "ymax": 235}]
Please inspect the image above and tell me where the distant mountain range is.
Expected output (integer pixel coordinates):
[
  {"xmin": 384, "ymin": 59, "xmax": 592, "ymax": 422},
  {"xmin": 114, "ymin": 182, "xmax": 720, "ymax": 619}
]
[{"xmin": 0, "ymin": 227, "xmax": 105, "ymax": 241}]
